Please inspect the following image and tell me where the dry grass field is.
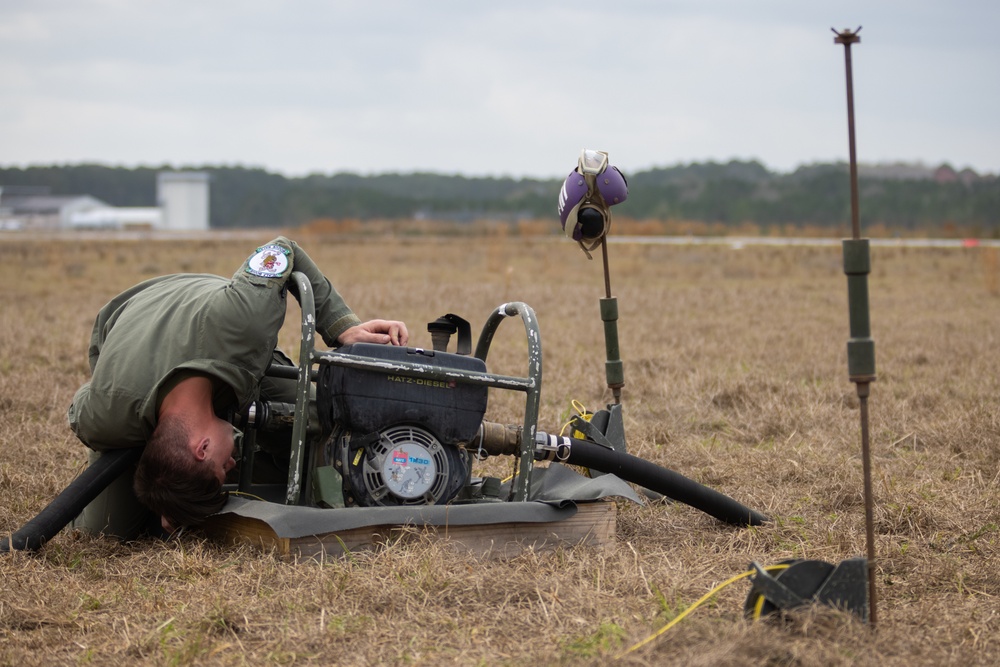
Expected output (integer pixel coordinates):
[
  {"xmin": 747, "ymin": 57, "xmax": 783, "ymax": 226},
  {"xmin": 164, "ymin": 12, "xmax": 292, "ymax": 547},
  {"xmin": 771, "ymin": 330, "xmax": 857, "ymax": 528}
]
[{"xmin": 1, "ymin": 229, "xmax": 998, "ymax": 666}]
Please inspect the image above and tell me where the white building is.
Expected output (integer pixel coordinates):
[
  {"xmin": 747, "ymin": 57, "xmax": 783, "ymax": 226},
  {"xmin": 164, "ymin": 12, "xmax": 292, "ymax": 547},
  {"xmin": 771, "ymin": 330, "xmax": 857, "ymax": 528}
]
[
  {"xmin": 157, "ymin": 172, "xmax": 210, "ymax": 231},
  {"xmin": 0, "ymin": 187, "xmax": 109, "ymax": 230},
  {"xmin": 69, "ymin": 206, "xmax": 163, "ymax": 229}
]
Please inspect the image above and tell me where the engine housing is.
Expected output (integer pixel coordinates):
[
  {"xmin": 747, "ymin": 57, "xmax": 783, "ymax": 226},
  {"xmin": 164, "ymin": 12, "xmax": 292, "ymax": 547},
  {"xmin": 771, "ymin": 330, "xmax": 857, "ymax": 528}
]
[{"xmin": 316, "ymin": 343, "xmax": 488, "ymax": 507}]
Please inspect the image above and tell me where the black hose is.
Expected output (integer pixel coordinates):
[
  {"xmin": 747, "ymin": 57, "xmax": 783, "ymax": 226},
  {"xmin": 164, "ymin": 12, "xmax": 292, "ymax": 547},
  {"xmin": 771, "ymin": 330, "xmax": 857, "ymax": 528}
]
[
  {"xmin": 565, "ymin": 438, "xmax": 768, "ymax": 526},
  {"xmin": 1, "ymin": 448, "xmax": 142, "ymax": 553}
]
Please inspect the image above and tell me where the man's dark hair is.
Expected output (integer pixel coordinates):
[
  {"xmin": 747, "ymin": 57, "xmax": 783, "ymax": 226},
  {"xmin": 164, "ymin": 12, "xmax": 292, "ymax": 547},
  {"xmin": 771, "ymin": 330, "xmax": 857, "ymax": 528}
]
[{"xmin": 133, "ymin": 414, "xmax": 228, "ymax": 529}]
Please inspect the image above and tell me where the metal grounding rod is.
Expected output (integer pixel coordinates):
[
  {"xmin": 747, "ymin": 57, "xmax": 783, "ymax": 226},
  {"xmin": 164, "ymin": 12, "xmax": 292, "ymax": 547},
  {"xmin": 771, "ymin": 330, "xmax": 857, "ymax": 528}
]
[{"xmin": 834, "ymin": 26, "xmax": 879, "ymax": 628}]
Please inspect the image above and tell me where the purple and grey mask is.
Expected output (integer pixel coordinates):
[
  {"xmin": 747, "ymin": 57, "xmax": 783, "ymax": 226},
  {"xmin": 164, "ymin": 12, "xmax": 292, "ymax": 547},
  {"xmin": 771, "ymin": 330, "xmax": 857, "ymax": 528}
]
[{"xmin": 557, "ymin": 150, "xmax": 628, "ymax": 245}]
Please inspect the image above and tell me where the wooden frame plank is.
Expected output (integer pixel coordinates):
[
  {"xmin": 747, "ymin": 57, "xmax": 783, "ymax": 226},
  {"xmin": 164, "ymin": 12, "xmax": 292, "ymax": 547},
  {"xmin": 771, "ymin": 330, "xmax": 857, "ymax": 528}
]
[{"xmin": 203, "ymin": 501, "xmax": 616, "ymax": 560}]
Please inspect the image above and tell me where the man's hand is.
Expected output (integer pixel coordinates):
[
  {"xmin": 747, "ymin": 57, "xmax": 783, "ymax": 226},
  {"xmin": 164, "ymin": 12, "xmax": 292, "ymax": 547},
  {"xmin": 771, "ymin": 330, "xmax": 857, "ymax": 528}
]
[{"xmin": 338, "ymin": 320, "xmax": 409, "ymax": 347}]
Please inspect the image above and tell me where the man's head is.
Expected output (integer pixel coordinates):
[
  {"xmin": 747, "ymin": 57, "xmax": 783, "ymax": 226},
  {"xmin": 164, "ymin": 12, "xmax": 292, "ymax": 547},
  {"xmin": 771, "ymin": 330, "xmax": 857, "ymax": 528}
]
[{"xmin": 133, "ymin": 413, "xmax": 234, "ymax": 531}]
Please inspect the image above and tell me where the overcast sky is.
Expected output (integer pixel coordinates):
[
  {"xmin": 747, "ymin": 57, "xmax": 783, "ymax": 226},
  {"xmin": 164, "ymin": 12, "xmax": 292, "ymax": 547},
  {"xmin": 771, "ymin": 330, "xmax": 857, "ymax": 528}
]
[{"xmin": 1, "ymin": 1, "xmax": 997, "ymax": 179}]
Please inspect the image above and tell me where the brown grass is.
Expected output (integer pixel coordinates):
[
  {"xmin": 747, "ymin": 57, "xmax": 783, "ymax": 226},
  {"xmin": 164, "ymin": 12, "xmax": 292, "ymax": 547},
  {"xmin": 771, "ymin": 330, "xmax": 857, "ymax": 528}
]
[{"xmin": 2, "ymin": 230, "xmax": 998, "ymax": 666}]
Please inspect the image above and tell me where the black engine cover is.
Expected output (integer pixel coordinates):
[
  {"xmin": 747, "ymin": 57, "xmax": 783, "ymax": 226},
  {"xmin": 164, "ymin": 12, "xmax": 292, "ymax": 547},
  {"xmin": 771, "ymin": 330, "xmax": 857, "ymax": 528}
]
[{"xmin": 317, "ymin": 343, "xmax": 488, "ymax": 445}]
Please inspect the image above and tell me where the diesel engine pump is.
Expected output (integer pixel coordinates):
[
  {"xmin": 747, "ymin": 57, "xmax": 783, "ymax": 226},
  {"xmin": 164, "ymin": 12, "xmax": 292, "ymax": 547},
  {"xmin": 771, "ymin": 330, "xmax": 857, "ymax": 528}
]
[
  {"xmin": 317, "ymin": 342, "xmax": 485, "ymax": 508},
  {"xmin": 228, "ymin": 305, "xmax": 766, "ymax": 527}
]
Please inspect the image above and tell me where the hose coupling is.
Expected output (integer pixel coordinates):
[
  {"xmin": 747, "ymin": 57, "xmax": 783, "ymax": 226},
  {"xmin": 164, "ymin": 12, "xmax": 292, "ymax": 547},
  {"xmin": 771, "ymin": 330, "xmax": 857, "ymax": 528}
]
[
  {"xmin": 471, "ymin": 421, "xmax": 522, "ymax": 459},
  {"xmin": 533, "ymin": 431, "xmax": 572, "ymax": 462}
]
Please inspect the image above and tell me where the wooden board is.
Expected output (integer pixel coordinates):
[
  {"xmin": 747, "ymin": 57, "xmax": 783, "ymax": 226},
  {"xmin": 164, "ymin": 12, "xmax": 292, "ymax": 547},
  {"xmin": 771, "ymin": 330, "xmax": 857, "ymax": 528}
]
[{"xmin": 203, "ymin": 501, "xmax": 616, "ymax": 560}]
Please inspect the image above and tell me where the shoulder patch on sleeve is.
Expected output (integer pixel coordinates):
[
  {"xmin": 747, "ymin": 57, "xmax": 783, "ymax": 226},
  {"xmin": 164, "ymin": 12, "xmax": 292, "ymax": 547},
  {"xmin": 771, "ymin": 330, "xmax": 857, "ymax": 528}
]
[{"xmin": 245, "ymin": 244, "xmax": 291, "ymax": 278}]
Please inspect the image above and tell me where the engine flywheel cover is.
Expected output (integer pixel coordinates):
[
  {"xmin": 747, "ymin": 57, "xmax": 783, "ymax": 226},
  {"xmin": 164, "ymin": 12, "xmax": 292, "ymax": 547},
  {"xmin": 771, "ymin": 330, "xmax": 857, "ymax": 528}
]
[
  {"xmin": 334, "ymin": 424, "xmax": 468, "ymax": 507},
  {"xmin": 381, "ymin": 439, "xmax": 438, "ymax": 500}
]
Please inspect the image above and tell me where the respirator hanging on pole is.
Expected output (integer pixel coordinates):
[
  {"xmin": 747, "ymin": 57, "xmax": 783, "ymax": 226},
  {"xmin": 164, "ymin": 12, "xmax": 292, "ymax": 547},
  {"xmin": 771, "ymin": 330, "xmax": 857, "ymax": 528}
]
[{"xmin": 557, "ymin": 149, "xmax": 629, "ymax": 259}]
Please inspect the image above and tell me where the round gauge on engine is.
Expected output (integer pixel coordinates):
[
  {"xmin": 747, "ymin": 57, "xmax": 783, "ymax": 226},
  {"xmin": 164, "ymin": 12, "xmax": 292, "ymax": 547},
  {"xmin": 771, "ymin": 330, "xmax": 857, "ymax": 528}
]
[{"xmin": 381, "ymin": 441, "xmax": 438, "ymax": 499}]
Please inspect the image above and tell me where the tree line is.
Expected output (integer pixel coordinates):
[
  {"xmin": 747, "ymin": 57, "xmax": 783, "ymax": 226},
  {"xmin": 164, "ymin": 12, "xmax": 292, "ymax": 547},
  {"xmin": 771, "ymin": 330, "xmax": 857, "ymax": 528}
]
[{"xmin": 1, "ymin": 161, "xmax": 996, "ymax": 235}]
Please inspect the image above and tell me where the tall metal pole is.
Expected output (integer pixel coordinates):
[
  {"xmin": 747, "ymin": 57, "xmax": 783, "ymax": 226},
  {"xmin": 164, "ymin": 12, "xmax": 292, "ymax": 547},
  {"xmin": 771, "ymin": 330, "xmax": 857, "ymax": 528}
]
[{"xmin": 834, "ymin": 26, "xmax": 878, "ymax": 628}]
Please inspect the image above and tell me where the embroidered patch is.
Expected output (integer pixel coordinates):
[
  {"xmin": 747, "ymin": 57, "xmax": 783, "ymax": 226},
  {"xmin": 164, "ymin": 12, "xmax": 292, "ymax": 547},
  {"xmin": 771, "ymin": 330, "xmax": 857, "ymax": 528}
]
[{"xmin": 246, "ymin": 245, "xmax": 290, "ymax": 278}]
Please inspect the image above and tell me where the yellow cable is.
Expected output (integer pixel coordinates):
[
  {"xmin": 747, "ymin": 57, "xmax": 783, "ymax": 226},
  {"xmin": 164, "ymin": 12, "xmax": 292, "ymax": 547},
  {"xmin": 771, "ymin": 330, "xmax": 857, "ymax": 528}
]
[
  {"xmin": 228, "ymin": 490, "xmax": 266, "ymax": 501},
  {"xmin": 618, "ymin": 564, "xmax": 791, "ymax": 658},
  {"xmin": 749, "ymin": 563, "xmax": 793, "ymax": 620},
  {"xmin": 559, "ymin": 400, "xmax": 592, "ymax": 437}
]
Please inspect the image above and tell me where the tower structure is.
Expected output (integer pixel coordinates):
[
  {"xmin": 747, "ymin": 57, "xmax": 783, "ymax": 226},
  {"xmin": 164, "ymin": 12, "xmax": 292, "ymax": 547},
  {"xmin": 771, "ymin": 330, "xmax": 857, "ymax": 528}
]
[{"xmin": 157, "ymin": 171, "xmax": 210, "ymax": 231}]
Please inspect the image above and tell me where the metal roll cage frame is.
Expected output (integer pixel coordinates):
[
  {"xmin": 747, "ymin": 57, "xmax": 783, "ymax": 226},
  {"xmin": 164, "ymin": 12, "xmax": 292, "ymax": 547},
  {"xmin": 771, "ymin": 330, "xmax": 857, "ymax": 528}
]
[{"xmin": 237, "ymin": 271, "xmax": 544, "ymax": 505}]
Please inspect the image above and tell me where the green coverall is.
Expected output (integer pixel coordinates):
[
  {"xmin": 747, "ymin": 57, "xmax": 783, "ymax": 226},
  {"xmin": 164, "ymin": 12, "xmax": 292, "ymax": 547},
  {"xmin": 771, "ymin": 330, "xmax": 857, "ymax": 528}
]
[{"xmin": 68, "ymin": 237, "xmax": 361, "ymax": 539}]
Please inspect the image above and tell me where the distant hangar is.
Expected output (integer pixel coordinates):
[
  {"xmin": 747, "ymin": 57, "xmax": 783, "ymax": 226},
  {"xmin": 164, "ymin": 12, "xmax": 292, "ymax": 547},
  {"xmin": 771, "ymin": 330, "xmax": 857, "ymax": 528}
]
[{"xmin": 0, "ymin": 171, "xmax": 210, "ymax": 231}]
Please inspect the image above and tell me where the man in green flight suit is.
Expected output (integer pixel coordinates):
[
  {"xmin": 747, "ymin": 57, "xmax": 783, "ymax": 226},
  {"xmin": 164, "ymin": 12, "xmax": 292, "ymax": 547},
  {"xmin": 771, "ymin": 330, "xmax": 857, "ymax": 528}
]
[{"xmin": 68, "ymin": 236, "xmax": 408, "ymax": 538}]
